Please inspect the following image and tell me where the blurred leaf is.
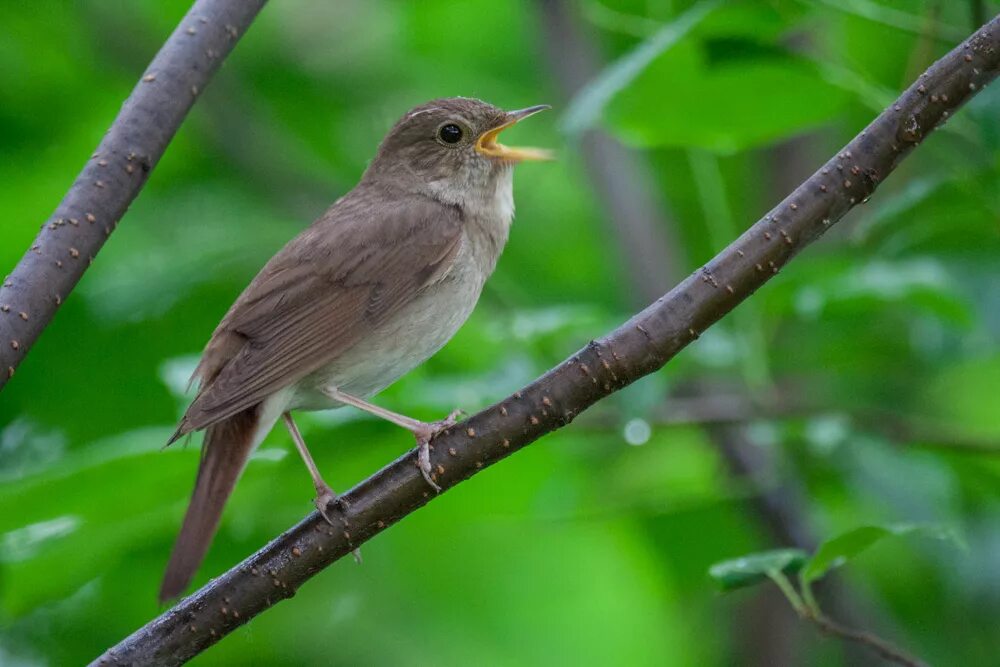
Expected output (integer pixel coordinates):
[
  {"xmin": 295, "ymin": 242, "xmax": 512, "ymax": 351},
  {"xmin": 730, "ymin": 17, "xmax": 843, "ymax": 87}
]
[
  {"xmin": 771, "ymin": 257, "xmax": 973, "ymax": 327},
  {"xmin": 922, "ymin": 356, "xmax": 1000, "ymax": 439},
  {"xmin": 810, "ymin": 0, "xmax": 967, "ymax": 42},
  {"xmin": 708, "ymin": 548, "xmax": 808, "ymax": 591},
  {"xmin": 561, "ymin": 0, "xmax": 720, "ymax": 134},
  {"xmin": 851, "ymin": 176, "xmax": 946, "ymax": 244},
  {"xmin": 607, "ymin": 43, "xmax": 849, "ymax": 152},
  {"xmin": 802, "ymin": 523, "xmax": 961, "ymax": 584}
]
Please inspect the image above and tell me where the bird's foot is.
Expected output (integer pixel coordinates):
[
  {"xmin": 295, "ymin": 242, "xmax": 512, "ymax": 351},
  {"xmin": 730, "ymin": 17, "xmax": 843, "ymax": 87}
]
[
  {"xmin": 314, "ymin": 485, "xmax": 362, "ymax": 562},
  {"xmin": 413, "ymin": 409, "xmax": 464, "ymax": 492},
  {"xmin": 314, "ymin": 482, "xmax": 349, "ymax": 526}
]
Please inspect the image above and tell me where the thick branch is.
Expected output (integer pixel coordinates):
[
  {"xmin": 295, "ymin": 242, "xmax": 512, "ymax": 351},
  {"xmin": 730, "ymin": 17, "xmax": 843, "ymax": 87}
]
[
  {"xmin": 0, "ymin": 0, "xmax": 267, "ymax": 389},
  {"xmin": 93, "ymin": 15, "xmax": 1000, "ymax": 667}
]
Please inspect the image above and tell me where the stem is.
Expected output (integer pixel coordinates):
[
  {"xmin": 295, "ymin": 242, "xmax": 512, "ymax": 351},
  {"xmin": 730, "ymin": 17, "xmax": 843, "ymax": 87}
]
[
  {"xmin": 810, "ymin": 611, "xmax": 930, "ymax": 667},
  {"xmin": 775, "ymin": 573, "xmax": 929, "ymax": 666},
  {"xmin": 801, "ymin": 578, "xmax": 822, "ymax": 616},
  {"xmin": 767, "ymin": 570, "xmax": 808, "ymax": 616}
]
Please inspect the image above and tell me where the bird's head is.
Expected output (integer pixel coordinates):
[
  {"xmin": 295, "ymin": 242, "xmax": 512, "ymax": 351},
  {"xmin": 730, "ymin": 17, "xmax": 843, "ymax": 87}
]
[{"xmin": 364, "ymin": 97, "xmax": 552, "ymax": 203}]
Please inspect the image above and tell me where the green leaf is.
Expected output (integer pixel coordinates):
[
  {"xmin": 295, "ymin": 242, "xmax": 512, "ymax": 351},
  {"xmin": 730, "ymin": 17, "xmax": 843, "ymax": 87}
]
[
  {"xmin": 708, "ymin": 548, "xmax": 808, "ymax": 591},
  {"xmin": 802, "ymin": 523, "xmax": 961, "ymax": 584},
  {"xmin": 561, "ymin": 0, "xmax": 721, "ymax": 134},
  {"xmin": 607, "ymin": 47, "xmax": 849, "ymax": 152}
]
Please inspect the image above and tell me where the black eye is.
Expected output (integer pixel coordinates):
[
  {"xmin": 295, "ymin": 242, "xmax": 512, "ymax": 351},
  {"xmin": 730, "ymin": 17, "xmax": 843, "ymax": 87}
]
[{"xmin": 438, "ymin": 123, "xmax": 463, "ymax": 144}]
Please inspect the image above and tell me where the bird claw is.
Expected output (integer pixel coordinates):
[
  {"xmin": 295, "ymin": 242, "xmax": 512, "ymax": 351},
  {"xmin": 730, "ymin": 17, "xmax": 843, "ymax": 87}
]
[
  {"xmin": 317, "ymin": 487, "xmax": 361, "ymax": 561},
  {"xmin": 416, "ymin": 439, "xmax": 442, "ymax": 493},
  {"xmin": 314, "ymin": 483, "xmax": 348, "ymax": 526},
  {"xmin": 412, "ymin": 408, "xmax": 463, "ymax": 493}
]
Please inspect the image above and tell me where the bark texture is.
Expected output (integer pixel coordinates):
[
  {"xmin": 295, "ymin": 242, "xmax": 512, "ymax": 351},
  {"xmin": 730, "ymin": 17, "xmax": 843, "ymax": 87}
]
[{"xmin": 0, "ymin": 0, "xmax": 268, "ymax": 389}]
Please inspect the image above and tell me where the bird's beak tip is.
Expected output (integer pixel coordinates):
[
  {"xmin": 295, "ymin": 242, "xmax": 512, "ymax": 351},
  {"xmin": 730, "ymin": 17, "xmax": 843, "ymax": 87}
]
[
  {"xmin": 506, "ymin": 104, "xmax": 552, "ymax": 122},
  {"xmin": 476, "ymin": 104, "xmax": 554, "ymax": 163}
]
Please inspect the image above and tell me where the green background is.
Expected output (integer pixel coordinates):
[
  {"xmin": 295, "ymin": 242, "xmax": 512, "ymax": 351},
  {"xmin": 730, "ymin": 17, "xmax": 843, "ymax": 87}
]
[{"xmin": 2, "ymin": 1, "xmax": 1000, "ymax": 665}]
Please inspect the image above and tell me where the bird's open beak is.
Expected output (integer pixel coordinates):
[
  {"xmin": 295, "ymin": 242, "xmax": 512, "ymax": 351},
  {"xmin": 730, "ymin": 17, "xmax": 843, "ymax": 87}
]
[{"xmin": 475, "ymin": 104, "xmax": 554, "ymax": 162}]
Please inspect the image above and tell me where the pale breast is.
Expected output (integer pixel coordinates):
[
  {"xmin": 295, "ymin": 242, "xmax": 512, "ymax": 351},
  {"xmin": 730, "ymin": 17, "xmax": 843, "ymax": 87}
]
[
  {"xmin": 291, "ymin": 172, "xmax": 515, "ymax": 411},
  {"xmin": 291, "ymin": 229, "xmax": 492, "ymax": 410}
]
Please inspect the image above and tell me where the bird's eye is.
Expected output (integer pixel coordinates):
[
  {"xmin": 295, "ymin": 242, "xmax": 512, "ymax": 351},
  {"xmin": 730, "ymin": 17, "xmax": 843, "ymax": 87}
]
[{"xmin": 438, "ymin": 123, "xmax": 463, "ymax": 144}]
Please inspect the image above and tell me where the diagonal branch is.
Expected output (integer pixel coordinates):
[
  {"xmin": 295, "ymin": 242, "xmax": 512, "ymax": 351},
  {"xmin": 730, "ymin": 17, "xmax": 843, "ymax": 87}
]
[
  {"xmin": 93, "ymin": 14, "xmax": 1000, "ymax": 667},
  {"xmin": 0, "ymin": 0, "xmax": 268, "ymax": 390}
]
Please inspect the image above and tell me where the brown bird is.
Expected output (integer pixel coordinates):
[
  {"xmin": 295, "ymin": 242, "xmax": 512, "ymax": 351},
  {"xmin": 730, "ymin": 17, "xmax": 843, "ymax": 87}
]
[{"xmin": 159, "ymin": 97, "xmax": 551, "ymax": 601}]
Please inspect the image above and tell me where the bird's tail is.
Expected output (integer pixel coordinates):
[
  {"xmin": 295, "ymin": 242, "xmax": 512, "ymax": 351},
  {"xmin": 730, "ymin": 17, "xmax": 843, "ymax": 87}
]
[{"xmin": 159, "ymin": 405, "xmax": 266, "ymax": 602}]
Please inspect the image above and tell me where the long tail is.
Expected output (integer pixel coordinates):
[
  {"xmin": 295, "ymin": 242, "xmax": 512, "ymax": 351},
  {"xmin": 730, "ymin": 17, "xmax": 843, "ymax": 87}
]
[{"xmin": 159, "ymin": 405, "xmax": 262, "ymax": 602}]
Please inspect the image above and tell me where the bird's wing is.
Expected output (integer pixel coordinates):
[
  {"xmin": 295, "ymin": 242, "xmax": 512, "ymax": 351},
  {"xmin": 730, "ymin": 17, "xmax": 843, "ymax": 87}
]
[{"xmin": 175, "ymin": 188, "xmax": 464, "ymax": 435}]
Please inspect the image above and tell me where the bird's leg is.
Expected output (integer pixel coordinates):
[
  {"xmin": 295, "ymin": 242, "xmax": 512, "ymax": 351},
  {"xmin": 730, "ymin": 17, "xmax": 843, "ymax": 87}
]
[
  {"xmin": 321, "ymin": 387, "xmax": 463, "ymax": 492},
  {"xmin": 282, "ymin": 412, "xmax": 347, "ymax": 524}
]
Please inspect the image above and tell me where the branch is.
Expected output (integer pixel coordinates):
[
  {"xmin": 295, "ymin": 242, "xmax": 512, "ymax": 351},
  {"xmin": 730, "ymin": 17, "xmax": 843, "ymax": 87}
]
[
  {"xmin": 93, "ymin": 14, "xmax": 1000, "ymax": 666},
  {"xmin": 539, "ymin": 4, "xmax": 913, "ymax": 661},
  {"xmin": 772, "ymin": 572, "xmax": 928, "ymax": 667},
  {"xmin": 0, "ymin": 0, "xmax": 267, "ymax": 390},
  {"xmin": 809, "ymin": 612, "xmax": 929, "ymax": 667}
]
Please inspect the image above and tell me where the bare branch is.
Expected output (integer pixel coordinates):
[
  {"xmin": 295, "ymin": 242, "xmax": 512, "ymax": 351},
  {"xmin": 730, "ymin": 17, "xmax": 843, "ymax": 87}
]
[
  {"xmin": 0, "ymin": 0, "xmax": 267, "ymax": 389},
  {"xmin": 92, "ymin": 14, "xmax": 1000, "ymax": 667},
  {"xmin": 809, "ymin": 610, "xmax": 930, "ymax": 667}
]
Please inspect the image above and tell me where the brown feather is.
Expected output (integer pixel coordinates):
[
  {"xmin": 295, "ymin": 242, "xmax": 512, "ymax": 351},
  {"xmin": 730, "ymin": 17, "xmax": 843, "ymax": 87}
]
[
  {"xmin": 161, "ymin": 98, "xmax": 525, "ymax": 597},
  {"xmin": 159, "ymin": 406, "xmax": 260, "ymax": 602},
  {"xmin": 175, "ymin": 185, "xmax": 463, "ymax": 436}
]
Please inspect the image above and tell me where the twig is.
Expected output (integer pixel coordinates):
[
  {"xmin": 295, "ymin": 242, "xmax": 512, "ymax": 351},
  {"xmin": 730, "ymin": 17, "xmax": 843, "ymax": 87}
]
[
  {"xmin": 809, "ymin": 611, "xmax": 930, "ymax": 667},
  {"xmin": 770, "ymin": 571, "xmax": 928, "ymax": 667},
  {"xmin": 93, "ymin": 14, "xmax": 1000, "ymax": 667},
  {"xmin": 0, "ymin": 0, "xmax": 267, "ymax": 390}
]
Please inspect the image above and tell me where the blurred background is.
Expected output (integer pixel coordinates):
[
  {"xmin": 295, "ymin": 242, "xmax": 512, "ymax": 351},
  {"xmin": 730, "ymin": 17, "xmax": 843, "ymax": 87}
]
[{"xmin": 2, "ymin": 0, "xmax": 1000, "ymax": 665}]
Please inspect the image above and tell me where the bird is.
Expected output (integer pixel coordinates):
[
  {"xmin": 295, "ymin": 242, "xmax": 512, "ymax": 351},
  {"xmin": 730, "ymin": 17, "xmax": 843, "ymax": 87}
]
[{"xmin": 159, "ymin": 97, "xmax": 551, "ymax": 601}]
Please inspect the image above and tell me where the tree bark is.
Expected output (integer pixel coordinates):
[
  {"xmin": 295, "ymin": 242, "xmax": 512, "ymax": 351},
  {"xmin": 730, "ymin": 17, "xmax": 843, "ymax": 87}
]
[
  {"xmin": 91, "ymin": 15, "xmax": 1000, "ymax": 666},
  {"xmin": 0, "ymin": 0, "xmax": 267, "ymax": 389}
]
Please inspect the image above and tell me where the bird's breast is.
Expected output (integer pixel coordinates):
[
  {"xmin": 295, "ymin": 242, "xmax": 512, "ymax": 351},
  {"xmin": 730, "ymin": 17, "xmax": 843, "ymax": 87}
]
[{"xmin": 293, "ymin": 236, "xmax": 490, "ymax": 408}]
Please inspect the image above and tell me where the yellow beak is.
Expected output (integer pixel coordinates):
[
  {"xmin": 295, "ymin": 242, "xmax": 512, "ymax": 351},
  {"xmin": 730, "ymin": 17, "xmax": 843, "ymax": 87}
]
[{"xmin": 475, "ymin": 105, "xmax": 554, "ymax": 162}]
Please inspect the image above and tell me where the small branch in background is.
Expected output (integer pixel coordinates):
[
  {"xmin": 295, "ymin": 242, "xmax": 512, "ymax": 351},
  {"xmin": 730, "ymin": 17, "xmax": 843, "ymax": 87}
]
[
  {"xmin": 971, "ymin": 0, "xmax": 987, "ymax": 29},
  {"xmin": 536, "ymin": 0, "xmax": 682, "ymax": 304},
  {"xmin": 94, "ymin": 14, "xmax": 1000, "ymax": 667},
  {"xmin": 863, "ymin": 409, "xmax": 1000, "ymax": 455},
  {"xmin": 710, "ymin": 419, "xmax": 890, "ymax": 667},
  {"xmin": 810, "ymin": 613, "xmax": 929, "ymax": 667},
  {"xmin": 904, "ymin": 2, "xmax": 945, "ymax": 86},
  {"xmin": 595, "ymin": 394, "xmax": 1000, "ymax": 455},
  {"xmin": 710, "ymin": 422, "xmax": 817, "ymax": 549},
  {"xmin": 0, "ymin": 0, "xmax": 268, "ymax": 390},
  {"xmin": 768, "ymin": 571, "xmax": 929, "ymax": 667}
]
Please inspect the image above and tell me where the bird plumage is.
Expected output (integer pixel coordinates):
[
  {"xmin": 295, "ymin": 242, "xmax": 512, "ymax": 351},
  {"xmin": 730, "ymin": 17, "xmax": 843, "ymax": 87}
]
[{"xmin": 160, "ymin": 97, "xmax": 545, "ymax": 601}]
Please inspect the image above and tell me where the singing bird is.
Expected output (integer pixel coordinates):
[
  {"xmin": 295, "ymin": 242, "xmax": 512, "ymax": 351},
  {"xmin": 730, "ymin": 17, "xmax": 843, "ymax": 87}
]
[{"xmin": 160, "ymin": 98, "xmax": 551, "ymax": 600}]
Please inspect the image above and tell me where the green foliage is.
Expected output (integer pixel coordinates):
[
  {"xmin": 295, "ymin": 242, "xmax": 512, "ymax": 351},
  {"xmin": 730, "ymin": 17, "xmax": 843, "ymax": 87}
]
[
  {"xmin": 708, "ymin": 548, "xmax": 808, "ymax": 590},
  {"xmin": 802, "ymin": 523, "xmax": 962, "ymax": 584},
  {"xmin": 2, "ymin": 1, "xmax": 1000, "ymax": 665},
  {"xmin": 561, "ymin": 0, "xmax": 720, "ymax": 134},
  {"xmin": 607, "ymin": 41, "xmax": 850, "ymax": 152}
]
